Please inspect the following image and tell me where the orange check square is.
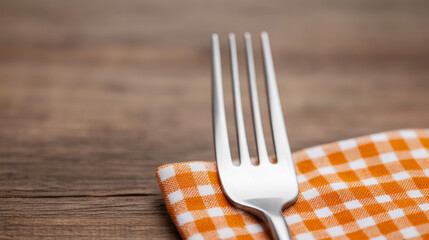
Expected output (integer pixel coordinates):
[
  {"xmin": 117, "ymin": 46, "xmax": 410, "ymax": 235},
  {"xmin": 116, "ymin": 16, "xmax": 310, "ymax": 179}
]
[
  {"xmin": 294, "ymin": 201, "xmax": 312, "ymax": 212},
  {"xmin": 207, "ymin": 171, "xmax": 219, "ymax": 185},
  {"xmin": 390, "ymin": 139, "xmax": 409, "ymax": 151},
  {"xmin": 359, "ymin": 143, "xmax": 379, "ymax": 158},
  {"xmin": 368, "ymin": 165, "xmax": 390, "ymax": 177},
  {"xmin": 346, "ymin": 230, "xmax": 368, "ymax": 239},
  {"xmin": 225, "ymin": 214, "xmax": 246, "ymax": 228},
  {"xmin": 400, "ymin": 159, "xmax": 421, "ymax": 170},
  {"xmin": 420, "ymin": 137, "xmax": 429, "ymax": 148},
  {"xmin": 185, "ymin": 196, "xmax": 206, "ymax": 211},
  {"xmin": 195, "ymin": 217, "xmax": 216, "ymax": 232},
  {"xmin": 413, "ymin": 177, "xmax": 429, "ymax": 189},
  {"xmin": 297, "ymin": 159, "xmax": 316, "ymax": 173},
  {"xmin": 328, "ymin": 152, "xmax": 347, "ymax": 165},
  {"xmin": 350, "ymin": 186, "xmax": 373, "ymax": 199},
  {"xmin": 322, "ymin": 192, "xmax": 343, "ymax": 206},
  {"xmin": 365, "ymin": 204, "xmax": 385, "ymax": 216},
  {"xmin": 309, "ymin": 176, "xmax": 329, "ymax": 187},
  {"xmin": 407, "ymin": 212, "xmax": 429, "ymax": 225},
  {"xmin": 377, "ymin": 221, "xmax": 398, "ymax": 235},
  {"xmin": 304, "ymin": 219, "xmax": 325, "ymax": 231},
  {"xmin": 338, "ymin": 171, "xmax": 360, "ymax": 182},
  {"xmin": 176, "ymin": 172, "xmax": 197, "ymax": 189},
  {"xmin": 395, "ymin": 198, "xmax": 415, "ymax": 208},
  {"xmin": 334, "ymin": 211, "xmax": 355, "ymax": 224},
  {"xmin": 237, "ymin": 234, "xmax": 255, "ymax": 240},
  {"xmin": 215, "ymin": 193, "xmax": 230, "ymax": 208},
  {"xmin": 380, "ymin": 181, "xmax": 403, "ymax": 195}
]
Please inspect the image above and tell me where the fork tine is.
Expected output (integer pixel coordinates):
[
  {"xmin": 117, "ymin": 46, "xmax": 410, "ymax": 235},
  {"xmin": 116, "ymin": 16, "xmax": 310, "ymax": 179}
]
[
  {"xmin": 229, "ymin": 33, "xmax": 251, "ymax": 166},
  {"xmin": 260, "ymin": 32, "xmax": 293, "ymax": 165},
  {"xmin": 212, "ymin": 34, "xmax": 233, "ymax": 167},
  {"xmin": 244, "ymin": 32, "xmax": 270, "ymax": 165}
]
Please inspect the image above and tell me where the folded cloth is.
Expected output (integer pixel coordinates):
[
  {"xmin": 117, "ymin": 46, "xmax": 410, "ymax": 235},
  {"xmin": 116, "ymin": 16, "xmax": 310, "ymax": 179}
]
[{"xmin": 156, "ymin": 129, "xmax": 429, "ymax": 240}]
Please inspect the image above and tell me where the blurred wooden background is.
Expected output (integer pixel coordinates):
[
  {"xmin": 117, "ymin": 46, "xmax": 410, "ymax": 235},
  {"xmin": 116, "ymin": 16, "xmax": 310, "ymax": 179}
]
[{"xmin": 0, "ymin": 0, "xmax": 428, "ymax": 239}]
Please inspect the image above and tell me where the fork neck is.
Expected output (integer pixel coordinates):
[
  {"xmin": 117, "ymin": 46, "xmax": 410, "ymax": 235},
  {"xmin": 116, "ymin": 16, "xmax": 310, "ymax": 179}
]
[{"xmin": 261, "ymin": 210, "xmax": 293, "ymax": 240}]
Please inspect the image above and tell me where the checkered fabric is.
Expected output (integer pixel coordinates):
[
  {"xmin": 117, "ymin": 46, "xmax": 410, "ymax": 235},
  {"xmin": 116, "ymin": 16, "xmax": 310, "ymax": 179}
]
[{"xmin": 156, "ymin": 129, "xmax": 429, "ymax": 240}]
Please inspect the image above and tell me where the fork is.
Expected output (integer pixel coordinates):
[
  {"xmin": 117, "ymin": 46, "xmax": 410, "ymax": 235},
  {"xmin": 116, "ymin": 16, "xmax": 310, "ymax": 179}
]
[{"xmin": 211, "ymin": 32, "xmax": 299, "ymax": 240}]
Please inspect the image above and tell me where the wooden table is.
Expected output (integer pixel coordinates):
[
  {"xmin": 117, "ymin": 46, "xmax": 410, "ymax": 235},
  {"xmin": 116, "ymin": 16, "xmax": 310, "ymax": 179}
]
[{"xmin": 1, "ymin": 0, "xmax": 428, "ymax": 239}]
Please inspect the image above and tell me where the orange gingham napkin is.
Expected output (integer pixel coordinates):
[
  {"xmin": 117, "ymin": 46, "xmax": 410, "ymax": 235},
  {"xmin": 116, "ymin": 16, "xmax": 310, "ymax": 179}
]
[{"xmin": 156, "ymin": 129, "xmax": 429, "ymax": 240}]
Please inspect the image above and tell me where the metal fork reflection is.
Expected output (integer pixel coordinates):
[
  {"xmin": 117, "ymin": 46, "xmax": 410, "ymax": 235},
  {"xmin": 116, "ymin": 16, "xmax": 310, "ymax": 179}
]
[{"xmin": 212, "ymin": 32, "xmax": 299, "ymax": 240}]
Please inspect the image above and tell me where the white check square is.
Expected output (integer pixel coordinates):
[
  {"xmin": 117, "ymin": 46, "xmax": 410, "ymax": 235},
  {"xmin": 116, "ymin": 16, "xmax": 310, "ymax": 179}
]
[
  {"xmin": 419, "ymin": 203, "xmax": 429, "ymax": 211},
  {"xmin": 349, "ymin": 159, "xmax": 367, "ymax": 170},
  {"xmin": 158, "ymin": 166, "xmax": 175, "ymax": 181},
  {"xmin": 188, "ymin": 234, "xmax": 204, "ymax": 240},
  {"xmin": 400, "ymin": 130, "xmax": 417, "ymax": 139},
  {"xmin": 326, "ymin": 226, "xmax": 345, "ymax": 237},
  {"xmin": 296, "ymin": 233, "xmax": 315, "ymax": 240},
  {"xmin": 189, "ymin": 162, "xmax": 207, "ymax": 172},
  {"xmin": 357, "ymin": 217, "xmax": 376, "ymax": 228},
  {"xmin": 411, "ymin": 148, "xmax": 429, "ymax": 159},
  {"xmin": 392, "ymin": 171, "xmax": 411, "ymax": 181},
  {"xmin": 286, "ymin": 214, "xmax": 303, "ymax": 224},
  {"xmin": 315, "ymin": 207, "xmax": 333, "ymax": 218},
  {"xmin": 344, "ymin": 200, "xmax": 363, "ymax": 210},
  {"xmin": 388, "ymin": 209, "xmax": 405, "ymax": 219},
  {"xmin": 217, "ymin": 228, "xmax": 235, "ymax": 239},
  {"xmin": 375, "ymin": 195, "xmax": 392, "ymax": 203},
  {"xmin": 371, "ymin": 236, "xmax": 387, "ymax": 240},
  {"xmin": 319, "ymin": 166, "xmax": 335, "ymax": 175},
  {"xmin": 207, "ymin": 207, "xmax": 223, "ymax": 217},
  {"xmin": 306, "ymin": 146, "xmax": 325, "ymax": 158},
  {"xmin": 177, "ymin": 212, "xmax": 194, "ymax": 226},
  {"xmin": 362, "ymin": 177, "xmax": 379, "ymax": 186},
  {"xmin": 379, "ymin": 152, "xmax": 398, "ymax": 164},
  {"xmin": 297, "ymin": 174, "xmax": 307, "ymax": 183},
  {"xmin": 168, "ymin": 190, "xmax": 184, "ymax": 205},
  {"xmin": 330, "ymin": 182, "xmax": 348, "ymax": 190},
  {"xmin": 407, "ymin": 190, "xmax": 423, "ymax": 198},
  {"xmin": 338, "ymin": 139, "xmax": 357, "ymax": 150},
  {"xmin": 246, "ymin": 224, "xmax": 263, "ymax": 234},
  {"xmin": 302, "ymin": 189, "xmax": 320, "ymax": 200},
  {"xmin": 197, "ymin": 185, "xmax": 215, "ymax": 196},
  {"xmin": 400, "ymin": 227, "xmax": 419, "ymax": 239},
  {"xmin": 371, "ymin": 133, "xmax": 388, "ymax": 142}
]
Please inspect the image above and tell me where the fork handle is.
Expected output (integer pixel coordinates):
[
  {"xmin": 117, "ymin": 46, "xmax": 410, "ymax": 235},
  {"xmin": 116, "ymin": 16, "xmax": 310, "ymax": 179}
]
[{"xmin": 263, "ymin": 211, "xmax": 293, "ymax": 240}]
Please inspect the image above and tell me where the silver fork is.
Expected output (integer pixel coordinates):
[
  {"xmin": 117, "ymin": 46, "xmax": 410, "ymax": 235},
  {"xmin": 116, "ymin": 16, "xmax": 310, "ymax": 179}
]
[{"xmin": 212, "ymin": 32, "xmax": 299, "ymax": 240}]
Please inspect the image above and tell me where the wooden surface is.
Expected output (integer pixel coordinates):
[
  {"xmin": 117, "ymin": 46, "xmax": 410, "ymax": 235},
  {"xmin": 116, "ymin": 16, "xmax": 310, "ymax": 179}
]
[{"xmin": 1, "ymin": 0, "xmax": 429, "ymax": 239}]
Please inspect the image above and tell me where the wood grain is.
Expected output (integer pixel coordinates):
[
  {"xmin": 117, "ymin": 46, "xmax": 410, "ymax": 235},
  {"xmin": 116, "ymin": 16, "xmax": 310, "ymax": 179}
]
[{"xmin": 0, "ymin": 0, "xmax": 428, "ymax": 239}]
